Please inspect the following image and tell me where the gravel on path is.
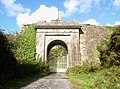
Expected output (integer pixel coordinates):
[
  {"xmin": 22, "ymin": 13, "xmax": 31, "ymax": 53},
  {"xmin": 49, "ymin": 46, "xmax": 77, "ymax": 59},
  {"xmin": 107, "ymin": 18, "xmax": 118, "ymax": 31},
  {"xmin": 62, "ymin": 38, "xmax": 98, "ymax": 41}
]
[{"xmin": 20, "ymin": 73, "xmax": 72, "ymax": 89}]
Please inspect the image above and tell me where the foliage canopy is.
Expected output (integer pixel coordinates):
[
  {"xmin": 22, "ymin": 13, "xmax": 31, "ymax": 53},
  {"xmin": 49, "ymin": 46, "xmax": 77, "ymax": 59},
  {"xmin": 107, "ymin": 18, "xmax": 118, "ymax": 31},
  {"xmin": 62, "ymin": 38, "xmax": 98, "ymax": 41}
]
[
  {"xmin": 15, "ymin": 25, "xmax": 36, "ymax": 62},
  {"xmin": 97, "ymin": 26, "xmax": 120, "ymax": 67}
]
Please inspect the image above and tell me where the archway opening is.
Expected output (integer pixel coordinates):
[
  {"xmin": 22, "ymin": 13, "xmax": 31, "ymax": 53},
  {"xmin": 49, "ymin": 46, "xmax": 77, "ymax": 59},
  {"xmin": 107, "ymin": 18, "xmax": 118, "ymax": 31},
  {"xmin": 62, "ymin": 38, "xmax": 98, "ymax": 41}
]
[{"xmin": 47, "ymin": 40, "xmax": 68, "ymax": 72}]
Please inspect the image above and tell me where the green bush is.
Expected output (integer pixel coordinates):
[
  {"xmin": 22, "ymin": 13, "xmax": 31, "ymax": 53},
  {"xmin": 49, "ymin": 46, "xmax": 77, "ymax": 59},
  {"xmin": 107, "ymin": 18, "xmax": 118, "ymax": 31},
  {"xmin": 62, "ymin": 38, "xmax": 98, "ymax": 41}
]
[
  {"xmin": 17, "ymin": 60, "xmax": 49, "ymax": 78},
  {"xmin": 0, "ymin": 25, "xmax": 49, "ymax": 88},
  {"xmin": 13, "ymin": 24, "xmax": 49, "ymax": 78},
  {"xmin": 14, "ymin": 24, "xmax": 36, "ymax": 62},
  {"xmin": 13, "ymin": 24, "xmax": 49, "ymax": 77},
  {"xmin": 65, "ymin": 65, "xmax": 100, "ymax": 76},
  {"xmin": 97, "ymin": 26, "xmax": 120, "ymax": 68},
  {"xmin": 0, "ymin": 30, "xmax": 20, "ymax": 89}
]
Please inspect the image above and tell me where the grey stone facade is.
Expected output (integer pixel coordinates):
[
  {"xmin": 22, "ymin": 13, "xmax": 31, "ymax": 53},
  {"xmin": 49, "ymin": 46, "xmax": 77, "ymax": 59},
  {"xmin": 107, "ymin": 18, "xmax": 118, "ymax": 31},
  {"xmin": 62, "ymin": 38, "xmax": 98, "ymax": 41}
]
[
  {"xmin": 35, "ymin": 19, "xmax": 110, "ymax": 71},
  {"xmin": 35, "ymin": 20, "xmax": 82, "ymax": 68}
]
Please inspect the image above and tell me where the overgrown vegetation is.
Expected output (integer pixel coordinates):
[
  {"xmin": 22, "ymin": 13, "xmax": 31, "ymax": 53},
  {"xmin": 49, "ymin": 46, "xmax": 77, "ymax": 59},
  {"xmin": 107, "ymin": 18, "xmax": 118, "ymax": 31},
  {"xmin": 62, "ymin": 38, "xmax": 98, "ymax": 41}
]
[
  {"xmin": 0, "ymin": 29, "xmax": 18, "ymax": 88},
  {"xmin": 0, "ymin": 25, "xmax": 49, "ymax": 89},
  {"xmin": 69, "ymin": 66, "xmax": 120, "ymax": 89},
  {"xmin": 1, "ymin": 25, "xmax": 120, "ymax": 89},
  {"xmin": 65, "ymin": 65, "xmax": 100, "ymax": 76},
  {"xmin": 15, "ymin": 25, "xmax": 36, "ymax": 62},
  {"xmin": 66, "ymin": 26, "xmax": 120, "ymax": 89},
  {"xmin": 97, "ymin": 26, "xmax": 120, "ymax": 67}
]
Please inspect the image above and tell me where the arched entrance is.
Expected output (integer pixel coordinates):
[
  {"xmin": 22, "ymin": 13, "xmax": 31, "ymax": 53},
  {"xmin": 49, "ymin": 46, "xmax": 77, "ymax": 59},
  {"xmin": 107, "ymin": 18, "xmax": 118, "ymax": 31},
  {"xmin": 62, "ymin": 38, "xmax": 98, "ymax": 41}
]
[
  {"xmin": 35, "ymin": 20, "xmax": 81, "ymax": 72},
  {"xmin": 47, "ymin": 40, "xmax": 68, "ymax": 72}
]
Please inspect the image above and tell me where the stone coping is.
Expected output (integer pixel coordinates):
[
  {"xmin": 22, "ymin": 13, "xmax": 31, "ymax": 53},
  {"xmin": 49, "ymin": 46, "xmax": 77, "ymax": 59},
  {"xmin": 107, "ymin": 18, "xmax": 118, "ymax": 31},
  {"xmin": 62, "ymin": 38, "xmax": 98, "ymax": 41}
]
[
  {"xmin": 35, "ymin": 19, "xmax": 82, "ymax": 29},
  {"xmin": 35, "ymin": 25, "xmax": 82, "ymax": 29}
]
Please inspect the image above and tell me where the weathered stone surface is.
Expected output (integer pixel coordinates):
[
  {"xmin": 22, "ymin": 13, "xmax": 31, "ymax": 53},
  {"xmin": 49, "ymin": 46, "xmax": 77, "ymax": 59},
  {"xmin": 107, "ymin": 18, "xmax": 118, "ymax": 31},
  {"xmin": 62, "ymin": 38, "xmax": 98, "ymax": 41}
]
[
  {"xmin": 35, "ymin": 20, "xmax": 81, "ymax": 71},
  {"xmin": 35, "ymin": 19, "xmax": 111, "ymax": 71},
  {"xmin": 36, "ymin": 19, "xmax": 80, "ymax": 26},
  {"xmin": 80, "ymin": 25, "xmax": 111, "ymax": 65}
]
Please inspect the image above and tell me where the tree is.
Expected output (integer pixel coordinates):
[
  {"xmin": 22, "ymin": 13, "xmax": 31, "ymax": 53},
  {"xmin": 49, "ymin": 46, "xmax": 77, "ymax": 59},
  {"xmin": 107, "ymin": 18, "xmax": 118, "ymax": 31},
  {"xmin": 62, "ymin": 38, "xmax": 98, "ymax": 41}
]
[{"xmin": 98, "ymin": 26, "xmax": 120, "ymax": 67}]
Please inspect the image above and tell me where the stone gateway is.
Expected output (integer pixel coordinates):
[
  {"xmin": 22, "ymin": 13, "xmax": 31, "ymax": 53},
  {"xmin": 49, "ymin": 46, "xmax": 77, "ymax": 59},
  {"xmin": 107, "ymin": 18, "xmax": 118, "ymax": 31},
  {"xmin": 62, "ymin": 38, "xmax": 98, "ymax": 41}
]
[{"xmin": 35, "ymin": 19, "xmax": 82, "ymax": 72}]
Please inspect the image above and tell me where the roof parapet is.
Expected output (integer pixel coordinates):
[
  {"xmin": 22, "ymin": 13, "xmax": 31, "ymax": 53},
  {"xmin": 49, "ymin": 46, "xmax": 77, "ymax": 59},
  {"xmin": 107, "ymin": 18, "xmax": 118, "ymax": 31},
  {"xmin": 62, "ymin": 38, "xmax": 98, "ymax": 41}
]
[{"xmin": 35, "ymin": 19, "xmax": 81, "ymax": 29}]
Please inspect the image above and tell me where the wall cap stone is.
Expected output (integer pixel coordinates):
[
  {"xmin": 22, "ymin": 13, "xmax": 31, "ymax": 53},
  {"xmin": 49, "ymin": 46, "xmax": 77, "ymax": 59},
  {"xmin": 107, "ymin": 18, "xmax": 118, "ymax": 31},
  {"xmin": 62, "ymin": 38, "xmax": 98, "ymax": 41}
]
[{"xmin": 35, "ymin": 19, "xmax": 82, "ymax": 29}]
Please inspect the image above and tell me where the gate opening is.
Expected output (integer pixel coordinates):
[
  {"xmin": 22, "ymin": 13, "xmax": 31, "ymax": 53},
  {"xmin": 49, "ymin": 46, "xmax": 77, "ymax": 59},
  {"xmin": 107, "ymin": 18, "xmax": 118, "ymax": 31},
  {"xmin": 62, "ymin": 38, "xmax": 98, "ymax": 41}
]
[{"xmin": 47, "ymin": 40, "xmax": 68, "ymax": 72}]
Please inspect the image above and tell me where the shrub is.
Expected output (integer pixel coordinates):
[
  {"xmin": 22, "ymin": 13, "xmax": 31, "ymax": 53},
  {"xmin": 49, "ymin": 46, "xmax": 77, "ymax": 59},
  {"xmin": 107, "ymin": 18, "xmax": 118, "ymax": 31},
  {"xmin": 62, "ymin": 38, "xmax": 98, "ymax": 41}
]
[
  {"xmin": 14, "ymin": 24, "xmax": 36, "ymax": 62},
  {"xmin": 97, "ymin": 26, "xmax": 120, "ymax": 68},
  {"xmin": 17, "ymin": 60, "xmax": 49, "ymax": 78},
  {"xmin": 0, "ymin": 25, "xmax": 49, "ymax": 88},
  {"xmin": 65, "ymin": 65, "xmax": 100, "ymax": 76},
  {"xmin": 13, "ymin": 24, "xmax": 49, "ymax": 78},
  {"xmin": 0, "ymin": 29, "xmax": 18, "ymax": 85}
]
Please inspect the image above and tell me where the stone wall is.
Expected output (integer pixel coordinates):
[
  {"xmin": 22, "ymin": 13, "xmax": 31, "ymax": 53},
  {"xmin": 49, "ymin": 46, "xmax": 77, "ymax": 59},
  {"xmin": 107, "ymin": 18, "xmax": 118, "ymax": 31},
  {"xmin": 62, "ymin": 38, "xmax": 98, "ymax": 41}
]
[
  {"xmin": 35, "ymin": 20, "xmax": 111, "ymax": 67},
  {"xmin": 80, "ymin": 25, "xmax": 110, "ymax": 65}
]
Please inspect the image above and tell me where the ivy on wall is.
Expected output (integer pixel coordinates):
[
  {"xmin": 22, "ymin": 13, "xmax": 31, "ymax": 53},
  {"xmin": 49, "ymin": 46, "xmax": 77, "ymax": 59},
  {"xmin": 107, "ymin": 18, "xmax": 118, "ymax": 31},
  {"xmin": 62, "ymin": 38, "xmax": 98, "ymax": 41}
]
[{"xmin": 15, "ymin": 24, "xmax": 36, "ymax": 63}]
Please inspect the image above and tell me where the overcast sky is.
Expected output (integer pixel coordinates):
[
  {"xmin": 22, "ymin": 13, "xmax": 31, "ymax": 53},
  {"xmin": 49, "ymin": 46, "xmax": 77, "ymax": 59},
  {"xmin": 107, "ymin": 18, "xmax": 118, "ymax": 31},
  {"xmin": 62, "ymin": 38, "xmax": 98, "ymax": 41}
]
[{"xmin": 0, "ymin": 0, "xmax": 120, "ymax": 33}]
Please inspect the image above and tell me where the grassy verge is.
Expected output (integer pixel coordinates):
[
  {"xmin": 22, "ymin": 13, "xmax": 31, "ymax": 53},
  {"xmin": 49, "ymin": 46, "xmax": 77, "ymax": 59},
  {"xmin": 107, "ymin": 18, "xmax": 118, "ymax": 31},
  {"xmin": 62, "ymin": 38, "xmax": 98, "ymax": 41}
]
[
  {"xmin": 0, "ymin": 73, "xmax": 47, "ymax": 89},
  {"xmin": 68, "ymin": 66, "xmax": 120, "ymax": 89}
]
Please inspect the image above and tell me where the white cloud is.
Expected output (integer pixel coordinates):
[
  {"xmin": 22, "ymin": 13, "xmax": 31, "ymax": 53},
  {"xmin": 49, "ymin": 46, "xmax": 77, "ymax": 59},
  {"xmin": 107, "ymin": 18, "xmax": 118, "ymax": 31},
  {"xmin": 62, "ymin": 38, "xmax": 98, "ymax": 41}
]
[
  {"xmin": 107, "ymin": 23, "xmax": 113, "ymax": 26},
  {"xmin": 61, "ymin": 0, "xmax": 101, "ymax": 17},
  {"xmin": 17, "ymin": 5, "xmax": 58, "ymax": 26},
  {"xmin": 106, "ymin": 21, "xmax": 120, "ymax": 26},
  {"xmin": 83, "ymin": 19, "xmax": 100, "ymax": 25},
  {"xmin": 61, "ymin": 0, "xmax": 78, "ymax": 17},
  {"xmin": 114, "ymin": 21, "xmax": 120, "ymax": 25},
  {"xmin": 113, "ymin": 0, "xmax": 120, "ymax": 8},
  {"xmin": 1, "ymin": 0, "xmax": 30, "ymax": 16}
]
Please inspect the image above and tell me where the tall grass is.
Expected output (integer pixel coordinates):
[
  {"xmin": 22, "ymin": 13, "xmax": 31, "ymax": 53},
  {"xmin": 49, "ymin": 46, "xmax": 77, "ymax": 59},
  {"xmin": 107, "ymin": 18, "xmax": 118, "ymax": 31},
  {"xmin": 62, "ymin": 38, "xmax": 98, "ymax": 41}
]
[{"xmin": 68, "ymin": 66, "xmax": 120, "ymax": 89}]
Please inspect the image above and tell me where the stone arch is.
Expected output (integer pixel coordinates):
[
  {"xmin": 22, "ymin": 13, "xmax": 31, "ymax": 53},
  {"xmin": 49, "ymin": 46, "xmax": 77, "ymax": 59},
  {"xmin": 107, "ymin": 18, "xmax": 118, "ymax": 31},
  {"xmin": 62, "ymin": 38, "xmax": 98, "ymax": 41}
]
[
  {"xmin": 47, "ymin": 40, "xmax": 68, "ymax": 72},
  {"xmin": 47, "ymin": 40, "xmax": 68, "ymax": 57}
]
